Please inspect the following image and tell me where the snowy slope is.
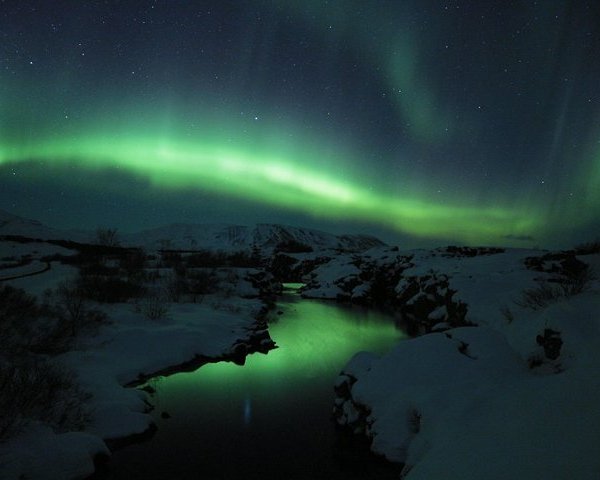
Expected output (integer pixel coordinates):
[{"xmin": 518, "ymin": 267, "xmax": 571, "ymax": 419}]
[
  {"xmin": 0, "ymin": 265, "xmax": 271, "ymax": 480},
  {"xmin": 0, "ymin": 209, "xmax": 384, "ymax": 252},
  {"xmin": 0, "ymin": 209, "xmax": 65, "ymax": 240},
  {"xmin": 0, "ymin": 209, "xmax": 87, "ymax": 242},
  {"xmin": 333, "ymin": 251, "xmax": 600, "ymax": 479},
  {"xmin": 123, "ymin": 222, "xmax": 385, "ymax": 252}
]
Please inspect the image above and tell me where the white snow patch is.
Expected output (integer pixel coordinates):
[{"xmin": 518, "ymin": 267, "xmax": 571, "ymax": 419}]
[{"xmin": 0, "ymin": 425, "xmax": 108, "ymax": 480}]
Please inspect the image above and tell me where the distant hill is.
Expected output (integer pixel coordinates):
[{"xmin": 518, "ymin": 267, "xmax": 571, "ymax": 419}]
[
  {"xmin": 0, "ymin": 209, "xmax": 385, "ymax": 252},
  {"xmin": 0, "ymin": 209, "xmax": 86, "ymax": 242},
  {"xmin": 123, "ymin": 223, "xmax": 385, "ymax": 252}
]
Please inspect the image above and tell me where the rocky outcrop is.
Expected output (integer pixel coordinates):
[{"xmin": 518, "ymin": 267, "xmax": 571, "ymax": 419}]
[
  {"xmin": 302, "ymin": 248, "xmax": 471, "ymax": 336},
  {"xmin": 434, "ymin": 245, "xmax": 505, "ymax": 257},
  {"xmin": 268, "ymin": 253, "xmax": 332, "ymax": 282},
  {"xmin": 524, "ymin": 251, "xmax": 588, "ymax": 278},
  {"xmin": 394, "ymin": 272, "xmax": 470, "ymax": 336}
]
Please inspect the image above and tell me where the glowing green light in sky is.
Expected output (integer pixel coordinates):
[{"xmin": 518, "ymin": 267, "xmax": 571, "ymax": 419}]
[
  {"xmin": 387, "ymin": 35, "xmax": 456, "ymax": 142},
  {"xmin": 273, "ymin": 1, "xmax": 456, "ymax": 142},
  {"xmin": 0, "ymin": 125, "xmax": 548, "ymax": 243},
  {"xmin": 2, "ymin": 1, "xmax": 598, "ymax": 246}
]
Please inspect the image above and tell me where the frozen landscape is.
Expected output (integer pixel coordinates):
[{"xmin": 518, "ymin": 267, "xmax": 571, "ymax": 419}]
[
  {"xmin": 3, "ymin": 2, "xmax": 599, "ymax": 478},
  {"xmin": 0, "ymin": 209, "xmax": 598, "ymax": 479}
]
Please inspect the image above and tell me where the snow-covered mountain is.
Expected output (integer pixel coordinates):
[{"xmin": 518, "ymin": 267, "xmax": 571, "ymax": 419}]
[
  {"xmin": 122, "ymin": 223, "xmax": 385, "ymax": 252},
  {"xmin": 0, "ymin": 209, "xmax": 84, "ymax": 242},
  {"xmin": 0, "ymin": 209, "xmax": 385, "ymax": 252}
]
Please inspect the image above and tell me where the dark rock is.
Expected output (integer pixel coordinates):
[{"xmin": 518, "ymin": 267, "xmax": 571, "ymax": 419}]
[
  {"xmin": 269, "ymin": 253, "xmax": 300, "ymax": 281},
  {"xmin": 440, "ymin": 245, "xmax": 505, "ymax": 257},
  {"xmin": 139, "ymin": 385, "xmax": 156, "ymax": 395},
  {"xmin": 536, "ymin": 328, "xmax": 563, "ymax": 360}
]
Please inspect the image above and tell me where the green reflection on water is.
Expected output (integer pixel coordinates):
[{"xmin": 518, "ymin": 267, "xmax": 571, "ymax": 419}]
[
  {"xmin": 162, "ymin": 296, "xmax": 403, "ymax": 394},
  {"xmin": 281, "ymin": 282, "xmax": 306, "ymax": 291}
]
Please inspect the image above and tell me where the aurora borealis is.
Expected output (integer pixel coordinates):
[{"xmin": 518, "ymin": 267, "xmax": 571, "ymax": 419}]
[{"xmin": 1, "ymin": 1, "xmax": 599, "ymax": 246}]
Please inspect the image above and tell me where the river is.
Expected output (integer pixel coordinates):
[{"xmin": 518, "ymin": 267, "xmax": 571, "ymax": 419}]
[{"xmin": 107, "ymin": 286, "xmax": 405, "ymax": 479}]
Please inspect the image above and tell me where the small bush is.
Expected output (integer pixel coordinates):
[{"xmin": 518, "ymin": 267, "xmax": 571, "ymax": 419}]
[
  {"xmin": 119, "ymin": 249, "xmax": 147, "ymax": 277},
  {"xmin": 209, "ymin": 301, "xmax": 241, "ymax": 314},
  {"xmin": 77, "ymin": 272, "xmax": 145, "ymax": 302},
  {"xmin": 573, "ymin": 239, "xmax": 600, "ymax": 255},
  {"xmin": 500, "ymin": 305, "xmax": 515, "ymax": 324},
  {"xmin": 53, "ymin": 281, "xmax": 109, "ymax": 337},
  {"xmin": 274, "ymin": 239, "xmax": 313, "ymax": 254},
  {"xmin": 561, "ymin": 265, "xmax": 596, "ymax": 295},
  {"xmin": 162, "ymin": 273, "xmax": 187, "ymax": 302},
  {"xmin": 0, "ymin": 285, "xmax": 40, "ymax": 352},
  {"xmin": 0, "ymin": 286, "xmax": 95, "ymax": 442},
  {"xmin": 185, "ymin": 250, "xmax": 226, "ymax": 268},
  {"xmin": 95, "ymin": 227, "xmax": 120, "ymax": 247},
  {"xmin": 56, "ymin": 281, "xmax": 87, "ymax": 334},
  {"xmin": 516, "ymin": 266, "xmax": 595, "ymax": 310},
  {"xmin": 408, "ymin": 408, "xmax": 422, "ymax": 434},
  {"xmin": 515, "ymin": 283, "xmax": 560, "ymax": 310},
  {"xmin": 0, "ymin": 360, "xmax": 90, "ymax": 441},
  {"xmin": 140, "ymin": 296, "xmax": 169, "ymax": 320},
  {"xmin": 187, "ymin": 269, "xmax": 216, "ymax": 302},
  {"xmin": 227, "ymin": 250, "xmax": 261, "ymax": 268},
  {"xmin": 160, "ymin": 251, "xmax": 183, "ymax": 268}
]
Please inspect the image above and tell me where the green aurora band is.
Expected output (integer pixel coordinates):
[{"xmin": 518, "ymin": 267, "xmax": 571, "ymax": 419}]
[
  {"xmin": 2, "ymin": 117, "xmax": 589, "ymax": 244},
  {"xmin": 2, "ymin": 2, "xmax": 598, "ymax": 245}
]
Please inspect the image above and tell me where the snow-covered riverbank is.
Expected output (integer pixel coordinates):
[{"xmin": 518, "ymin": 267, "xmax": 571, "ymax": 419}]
[
  {"xmin": 1, "ymin": 294, "xmax": 273, "ymax": 479},
  {"xmin": 2, "ymin": 213, "xmax": 598, "ymax": 479},
  {"xmin": 333, "ymin": 250, "xmax": 600, "ymax": 479},
  {"xmin": 0, "ymin": 237, "xmax": 275, "ymax": 479}
]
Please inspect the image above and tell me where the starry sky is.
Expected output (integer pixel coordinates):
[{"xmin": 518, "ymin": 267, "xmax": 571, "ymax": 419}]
[{"xmin": 1, "ymin": 0, "xmax": 598, "ymax": 247}]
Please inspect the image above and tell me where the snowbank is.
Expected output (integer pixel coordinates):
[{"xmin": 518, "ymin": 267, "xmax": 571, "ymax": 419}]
[
  {"xmin": 335, "ymin": 254, "xmax": 600, "ymax": 479},
  {"xmin": 0, "ymin": 238, "xmax": 273, "ymax": 479}
]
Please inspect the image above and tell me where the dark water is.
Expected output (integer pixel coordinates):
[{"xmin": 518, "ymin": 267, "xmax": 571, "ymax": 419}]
[{"xmin": 108, "ymin": 289, "xmax": 405, "ymax": 479}]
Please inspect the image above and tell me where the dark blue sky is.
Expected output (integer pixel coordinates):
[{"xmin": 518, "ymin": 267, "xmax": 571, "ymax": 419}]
[{"xmin": 1, "ymin": 1, "xmax": 598, "ymax": 247}]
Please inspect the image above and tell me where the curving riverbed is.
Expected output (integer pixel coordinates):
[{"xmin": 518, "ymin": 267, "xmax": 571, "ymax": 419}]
[{"xmin": 107, "ymin": 286, "xmax": 405, "ymax": 479}]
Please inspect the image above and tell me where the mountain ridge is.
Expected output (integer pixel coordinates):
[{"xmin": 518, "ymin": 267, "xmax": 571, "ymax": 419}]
[
  {"xmin": 122, "ymin": 222, "xmax": 385, "ymax": 252},
  {"xmin": 0, "ymin": 209, "xmax": 385, "ymax": 252}
]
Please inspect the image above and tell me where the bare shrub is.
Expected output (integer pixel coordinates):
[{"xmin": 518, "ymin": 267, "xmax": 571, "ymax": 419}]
[
  {"xmin": 187, "ymin": 269, "xmax": 215, "ymax": 303},
  {"xmin": 140, "ymin": 296, "xmax": 170, "ymax": 320},
  {"xmin": 408, "ymin": 408, "xmax": 422, "ymax": 434},
  {"xmin": 0, "ymin": 287, "xmax": 94, "ymax": 442},
  {"xmin": 515, "ymin": 283, "xmax": 563, "ymax": 310},
  {"xmin": 516, "ymin": 266, "xmax": 595, "ymax": 310},
  {"xmin": 500, "ymin": 305, "xmax": 515, "ymax": 324},
  {"xmin": 560, "ymin": 265, "xmax": 596, "ymax": 296},
  {"xmin": 77, "ymin": 267, "xmax": 146, "ymax": 303},
  {"xmin": 57, "ymin": 281, "xmax": 86, "ymax": 332},
  {"xmin": 54, "ymin": 281, "xmax": 109, "ymax": 338},
  {"xmin": 0, "ymin": 285, "xmax": 40, "ymax": 354},
  {"xmin": 120, "ymin": 249, "xmax": 147, "ymax": 278},
  {"xmin": 0, "ymin": 360, "xmax": 90, "ymax": 442},
  {"xmin": 95, "ymin": 227, "xmax": 120, "ymax": 247},
  {"xmin": 163, "ymin": 273, "xmax": 186, "ymax": 302},
  {"xmin": 210, "ymin": 301, "xmax": 241, "ymax": 314},
  {"xmin": 573, "ymin": 239, "xmax": 600, "ymax": 255}
]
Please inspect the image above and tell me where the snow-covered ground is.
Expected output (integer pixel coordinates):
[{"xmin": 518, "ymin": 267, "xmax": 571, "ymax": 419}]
[
  {"xmin": 0, "ymin": 240, "xmax": 77, "ymax": 281},
  {"xmin": 333, "ymin": 249, "xmax": 600, "ymax": 479},
  {"xmin": 1, "ymin": 209, "xmax": 598, "ymax": 479},
  {"xmin": 0, "ymin": 239, "xmax": 272, "ymax": 479}
]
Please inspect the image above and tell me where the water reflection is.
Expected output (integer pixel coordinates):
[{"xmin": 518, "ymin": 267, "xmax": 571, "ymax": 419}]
[
  {"xmin": 161, "ymin": 295, "xmax": 401, "ymax": 391},
  {"xmin": 109, "ymin": 293, "xmax": 405, "ymax": 479}
]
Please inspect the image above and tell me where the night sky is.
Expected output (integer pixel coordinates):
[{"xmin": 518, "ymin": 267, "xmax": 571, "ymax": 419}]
[{"xmin": 1, "ymin": 0, "xmax": 599, "ymax": 247}]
